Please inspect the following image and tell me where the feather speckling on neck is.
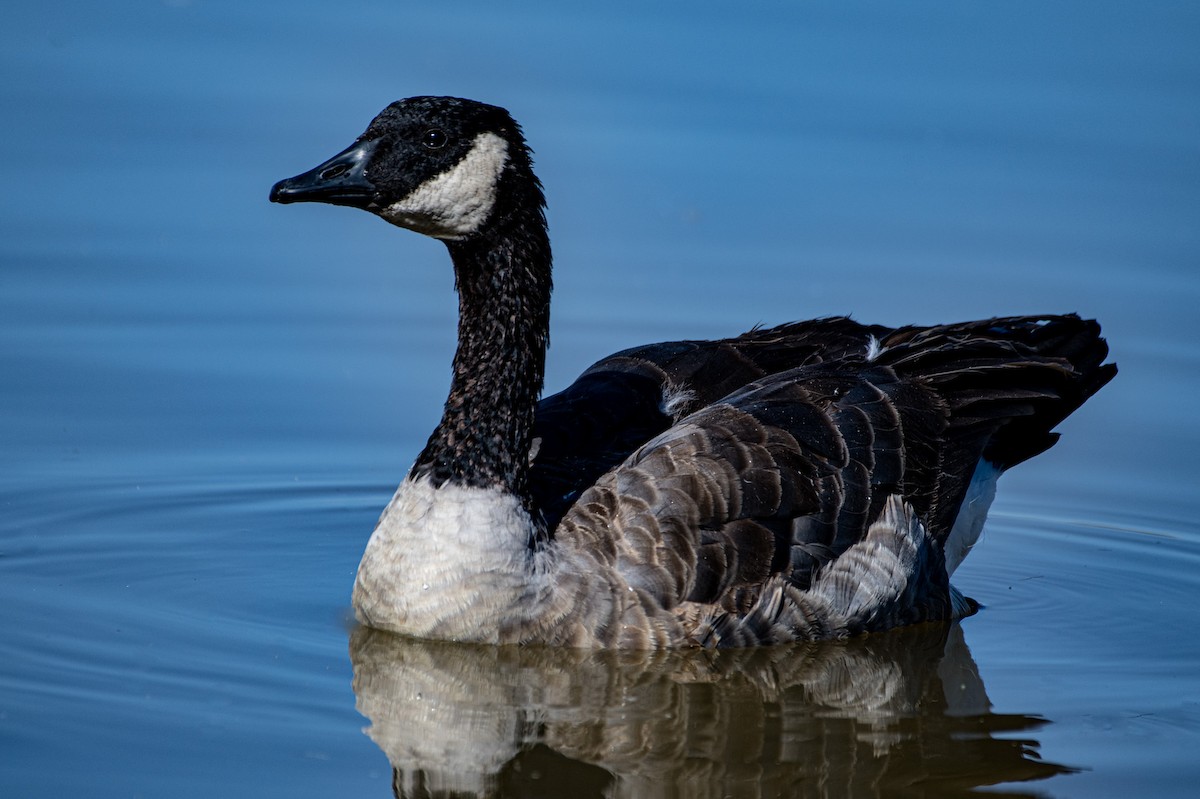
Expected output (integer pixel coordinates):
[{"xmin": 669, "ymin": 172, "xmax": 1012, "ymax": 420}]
[{"xmin": 410, "ymin": 150, "xmax": 552, "ymax": 500}]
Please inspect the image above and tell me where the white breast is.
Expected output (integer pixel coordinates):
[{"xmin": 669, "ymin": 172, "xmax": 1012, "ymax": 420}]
[{"xmin": 351, "ymin": 476, "xmax": 538, "ymax": 641}]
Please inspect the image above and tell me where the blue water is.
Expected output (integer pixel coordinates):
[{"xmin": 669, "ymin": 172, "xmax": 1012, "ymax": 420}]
[{"xmin": 3, "ymin": 1, "xmax": 1199, "ymax": 796}]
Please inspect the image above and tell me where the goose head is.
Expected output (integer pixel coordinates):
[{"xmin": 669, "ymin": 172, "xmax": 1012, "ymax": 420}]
[{"xmin": 269, "ymin": 96, "xmax": 542, "ymax": 242}]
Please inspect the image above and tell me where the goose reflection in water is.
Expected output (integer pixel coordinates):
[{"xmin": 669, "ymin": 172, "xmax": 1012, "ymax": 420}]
[{"xmin": 349, "ymin": 623, "xmax": 1075, "ymax": 798}]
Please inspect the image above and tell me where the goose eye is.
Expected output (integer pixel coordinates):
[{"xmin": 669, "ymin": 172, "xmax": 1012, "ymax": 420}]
[{"xmin": 423, "ymin": 129, "xmax": 448, "ymax": 149}]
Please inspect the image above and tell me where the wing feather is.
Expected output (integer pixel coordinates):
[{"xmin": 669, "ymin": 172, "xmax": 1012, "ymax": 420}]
[{"xmin": 543, "ymin": 314, "xmax": 1113, "ymax": 646}]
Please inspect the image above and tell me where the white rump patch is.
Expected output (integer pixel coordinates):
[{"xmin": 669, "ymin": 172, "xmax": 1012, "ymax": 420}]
[
  {"xmin": 943, "ymin": 459, "xmax": 1001, "ymax": 575},
  {"xmin": 381, "ymin": 132, "xmax": 509, "ymax": 239}
]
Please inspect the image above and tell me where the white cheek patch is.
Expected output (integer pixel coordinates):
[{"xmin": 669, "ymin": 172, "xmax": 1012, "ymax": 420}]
[{"xmin": 380, "ymin": 131, "xmax": 509, "ymax": 239}]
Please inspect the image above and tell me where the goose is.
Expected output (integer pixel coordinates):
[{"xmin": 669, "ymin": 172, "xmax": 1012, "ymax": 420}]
[{"xmin": 270, "ymin": 96, "xmax": 1115, "ymax": 648}]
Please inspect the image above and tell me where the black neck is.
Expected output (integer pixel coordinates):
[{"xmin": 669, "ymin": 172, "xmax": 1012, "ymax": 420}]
[{"xmin": 410, "ymin": 200, "xmax": 552, "ymax": 501}]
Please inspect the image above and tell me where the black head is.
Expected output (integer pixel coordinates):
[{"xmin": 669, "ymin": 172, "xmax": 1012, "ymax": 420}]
[{"xmin": 270, "ymin": 96, "xmax": 541, "ymax": 241}]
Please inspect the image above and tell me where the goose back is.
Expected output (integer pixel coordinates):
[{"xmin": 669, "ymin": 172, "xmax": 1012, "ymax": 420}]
[{"xmin": 532, "ymin": 314, "xmax": 1113, "ymax": 647}]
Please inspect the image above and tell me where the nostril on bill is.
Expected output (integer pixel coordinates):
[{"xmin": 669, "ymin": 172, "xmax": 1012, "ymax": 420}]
[{"xmin": 321, "ymin": 164, "xmax": 350, "ymax": 180}]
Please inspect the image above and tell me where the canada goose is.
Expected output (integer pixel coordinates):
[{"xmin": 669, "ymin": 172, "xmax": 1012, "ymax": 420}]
[{"xmin": 270, "ymin": 96, "xmax": 1115, "ymax": 648}]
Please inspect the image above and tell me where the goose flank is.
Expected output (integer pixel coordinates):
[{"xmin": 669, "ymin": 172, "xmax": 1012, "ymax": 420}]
[{"xmin": 270, "ymin": 96, "xmax": 1115, "ymax": 648}]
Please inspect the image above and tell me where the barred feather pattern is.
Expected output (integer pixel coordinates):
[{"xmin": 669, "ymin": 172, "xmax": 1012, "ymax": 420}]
[{"xmin": 513, "ymin": 315, "xmax": 1112, "ymax": 648}]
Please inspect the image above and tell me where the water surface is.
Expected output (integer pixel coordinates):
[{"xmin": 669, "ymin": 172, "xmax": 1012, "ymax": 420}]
[{"xmin": 2, "ymin": 2, "xmax": 1199, "ymax": 796}]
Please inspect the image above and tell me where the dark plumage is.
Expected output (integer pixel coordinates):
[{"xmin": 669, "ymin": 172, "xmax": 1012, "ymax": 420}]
[{"xmin": 270, "ymin": 96, "xmax": 1115, "ymax": 648}]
